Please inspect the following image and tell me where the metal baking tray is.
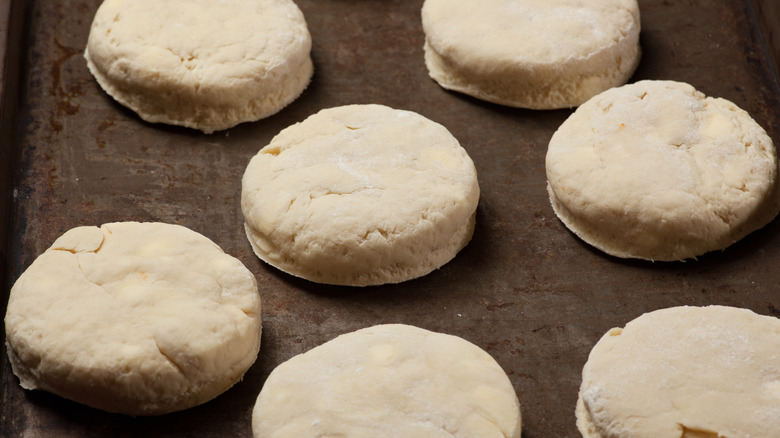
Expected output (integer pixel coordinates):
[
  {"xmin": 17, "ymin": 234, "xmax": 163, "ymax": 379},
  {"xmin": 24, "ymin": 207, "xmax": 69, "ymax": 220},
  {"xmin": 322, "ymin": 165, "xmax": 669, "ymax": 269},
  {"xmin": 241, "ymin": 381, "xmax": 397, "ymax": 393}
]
[{"xmin": 2, "ymin": 0, "xmax": 779, "ymax": 436}]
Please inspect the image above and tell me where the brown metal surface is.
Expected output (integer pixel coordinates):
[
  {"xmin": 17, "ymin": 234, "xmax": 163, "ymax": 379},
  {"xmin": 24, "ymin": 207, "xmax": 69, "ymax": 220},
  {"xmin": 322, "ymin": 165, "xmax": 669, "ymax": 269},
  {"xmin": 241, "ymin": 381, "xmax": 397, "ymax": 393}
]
[{"xmin": 2, "ymin": 0, "xmax": 779, "ymax": 436}]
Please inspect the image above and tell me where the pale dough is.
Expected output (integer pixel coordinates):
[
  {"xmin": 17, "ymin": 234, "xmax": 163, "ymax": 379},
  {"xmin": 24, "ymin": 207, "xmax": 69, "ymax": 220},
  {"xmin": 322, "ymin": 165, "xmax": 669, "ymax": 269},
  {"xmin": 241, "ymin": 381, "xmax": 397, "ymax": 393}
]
[
  {"xmin": 84, "ymin": 0, "xmax": 313, "ymax": 133},
  {"xmin": 577, "ymin": 305, "xmax": 780, "ymax": 437},
  {"xmin": 4, "ymin": 222, "xmax": 262, "ymax": 415},
  {"xmin": 241, "ymin": 104, "xmax": 480, "ymax": 286},
  {"xmin": 252, "ymin": 324, "xmax": 522, "ymax": 438},
  {"xmin": 546, "ymin": 80, "xmax": 780, "ymax": 261},
  {"xmin": 421, "ymin": 0, "xmax": 641, "ymax": 109}
]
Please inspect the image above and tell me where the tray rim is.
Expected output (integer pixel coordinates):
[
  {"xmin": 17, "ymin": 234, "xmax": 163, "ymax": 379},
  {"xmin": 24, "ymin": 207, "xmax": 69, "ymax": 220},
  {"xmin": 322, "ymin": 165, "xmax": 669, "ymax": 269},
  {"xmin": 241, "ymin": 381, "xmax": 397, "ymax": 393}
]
[
  {"xmin": 751, "ymin": 0, "xmax": 780, "ymax": 93},
  {"xmin": 0, "ymin": 0, "xmax": 27, "ymax": 311}
]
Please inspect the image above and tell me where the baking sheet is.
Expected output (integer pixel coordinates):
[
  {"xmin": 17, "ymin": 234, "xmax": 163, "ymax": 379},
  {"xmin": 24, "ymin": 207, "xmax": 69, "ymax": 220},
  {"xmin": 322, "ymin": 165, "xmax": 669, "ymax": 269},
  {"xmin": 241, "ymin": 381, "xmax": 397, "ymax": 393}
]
[{"xmin": 2, "ymin": 0, "xmax": 779, "ymax": 436}]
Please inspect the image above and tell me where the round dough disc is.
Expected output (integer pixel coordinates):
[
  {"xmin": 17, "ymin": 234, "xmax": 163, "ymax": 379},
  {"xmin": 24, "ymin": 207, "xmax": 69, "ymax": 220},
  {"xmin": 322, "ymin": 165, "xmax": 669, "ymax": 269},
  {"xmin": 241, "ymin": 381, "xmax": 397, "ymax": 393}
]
[
  {"xmin": 84, "ymin": 0, "xmax": 313, "ymax": 133},
  {"xmin": 4, "ymin": 222, "xmax": 262, "ymax": 415},
  {"xmin": 252, "ymin": 324, "xmax": 522, "ymax": 437},
  {"xmin": 577, "ymin": 305, "xmax": 780, "ymax": 437},
  {"xmin": 546, "ymin": 80, "xmax": 780, "ymax": 261},
  {"xmin": 421, "ymin": 0, "xmax": 641, "ymax": 109},
  {"xmin": 241, "ymin": 104, "xmax": 480, "ymax": 286}
]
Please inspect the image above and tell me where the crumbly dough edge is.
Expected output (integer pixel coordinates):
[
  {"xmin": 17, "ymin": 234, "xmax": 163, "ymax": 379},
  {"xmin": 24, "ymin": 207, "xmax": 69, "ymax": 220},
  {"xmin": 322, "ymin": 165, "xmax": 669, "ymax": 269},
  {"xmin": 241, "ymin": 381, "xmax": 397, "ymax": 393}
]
[
  {"xmin": 422, "ymin": 17, "xmax": 641, "ymax": 109},
  {"xmin": 548, "ymin": 178, "xmax": 780, "ymax": 261},
  {"xmin": 84, "ymin": 47, "xmax": 313, "ymax": 134},
  {"xmin": 575, "ymin": 392, "xmax": 604, "ymax": 438},
  {"xmin": 243, "ymin": 210, "xmax": 477, "ymax": 286},
  {"xmin": 7, "ymin": 331, "xmax": 259, "ymax": 415}
]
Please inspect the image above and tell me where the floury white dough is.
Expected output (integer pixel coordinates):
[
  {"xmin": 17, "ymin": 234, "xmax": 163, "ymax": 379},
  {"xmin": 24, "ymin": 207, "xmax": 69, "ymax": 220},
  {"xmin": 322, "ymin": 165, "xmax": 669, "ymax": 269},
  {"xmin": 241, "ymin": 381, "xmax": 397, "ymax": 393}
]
[
  {"xmin": 84, "ymin": 0, "xmax": 313, "ymax": 133},
  {"xmin": 241, "ymin": 104, "xmax": 480, "ymax": 286},
  {"xmin": 577, "ymin": 306, "xmax": 780, "ymax": 437},
  {"xmin": 252, "ymin": 324, "xmax": 522, "ymax": 438},
  {"xmin": 4, "ymin": 222, "xmax": 262, "ymax": 415},
  {"xmin": 421, "ymin": 0, "xmax": 641, "ymax": 109},
  {"xmin": 546, "ymin": 80, "xmax": 780, "ymax": 260}
]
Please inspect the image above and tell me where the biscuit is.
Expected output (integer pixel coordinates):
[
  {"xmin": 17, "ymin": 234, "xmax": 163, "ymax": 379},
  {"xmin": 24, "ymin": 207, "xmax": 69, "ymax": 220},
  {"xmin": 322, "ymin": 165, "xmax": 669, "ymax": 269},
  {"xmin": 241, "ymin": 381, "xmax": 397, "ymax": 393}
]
[
  {"xmin": 252, "ymin": 324, "xmax": 522, "ymax": 438},
  {"xmin": 241, "ymin": 104, "xmax": 480, "ymax": 286},
  {"xmin": 546, "ymin": 80, "xmax": 779, "ymax": 261},
  {"xmin": 4, "ymin": 222, "xmax": 262, "ymax": 415},
  {"xmin": 421, "ymin": 0, "xmax": 641, "ymax": 109},
  {"xmin": 84, "ymin": 0, "xmax": 313, "ymax": 133},
  {"xmin": 576, "ymin": 305, "xmax": 780, "ymax": 437}
]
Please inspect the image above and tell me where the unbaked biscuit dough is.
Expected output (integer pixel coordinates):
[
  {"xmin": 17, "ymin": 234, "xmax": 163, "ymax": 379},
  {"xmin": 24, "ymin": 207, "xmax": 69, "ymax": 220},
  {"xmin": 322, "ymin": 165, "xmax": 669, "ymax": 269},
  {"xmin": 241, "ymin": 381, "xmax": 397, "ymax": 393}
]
[
  {"xmin": 576, "ymin": 305, "xmax": 780, "ymax": 438},
  {"xmin": 546, "ymin": 80, "xmax": 780, "ymax": 260},
  {"xmin": 4, "ymin": 222, "xmax": 262, "ymax": 415},
  {"xmin": 85, "ymin": 0, "xmax": 313, "ymax": 133},
  {"xmin": 241, "ymin": 104, "xmax": 480, "ymax": 286},
  {"xmin": 252, "ymin": 324, "xmax": 522, "ymax": 438},
  {"xmin": 421, "ymin": 0, "xmax": 641, "ymax": 109}
]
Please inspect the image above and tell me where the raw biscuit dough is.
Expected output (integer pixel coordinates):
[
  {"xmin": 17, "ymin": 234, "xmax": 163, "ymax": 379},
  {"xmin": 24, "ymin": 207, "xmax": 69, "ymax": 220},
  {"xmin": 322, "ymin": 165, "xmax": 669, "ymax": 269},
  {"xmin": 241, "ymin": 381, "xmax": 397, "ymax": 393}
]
[
  {"xmin": 241, "ymin": 104, "xmax": 480, "ymax": 286},
  {"xmin": 4, "ymin": 222, "xmax": 262, "ymax": 415},
  {"xmin": 421, "ymin": 0, "xmax": 641, "ymax": 109},
  {"xmin": 546, "ymin": 80, "xmax": 779, "ymax": 260},
  {"xmin": 576, "ymin": 305, "xmax": 780, "ymax": 437},
  {"xmin": 84, "ymin": 0, "xmax": 313, "ymax": 133},
  {"xmin": 252, "ymin": 324, "xmax": 522, "ymax": 438}
]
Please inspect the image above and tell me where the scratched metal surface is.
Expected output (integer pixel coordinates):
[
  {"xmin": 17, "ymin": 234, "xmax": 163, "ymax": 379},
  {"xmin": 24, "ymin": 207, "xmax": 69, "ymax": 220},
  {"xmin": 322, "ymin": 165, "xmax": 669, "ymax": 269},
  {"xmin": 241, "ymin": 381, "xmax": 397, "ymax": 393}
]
[{"xmin": 1, "ymin": 0, "xmax": 779, "ymax": 436}]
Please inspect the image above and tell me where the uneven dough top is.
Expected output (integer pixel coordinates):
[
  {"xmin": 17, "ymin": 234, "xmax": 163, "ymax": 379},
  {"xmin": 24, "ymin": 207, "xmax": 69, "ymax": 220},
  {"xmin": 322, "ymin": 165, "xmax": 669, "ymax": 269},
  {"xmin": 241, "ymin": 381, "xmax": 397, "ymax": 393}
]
[
  {"xmin": 4, "ymin": 222, "xmax": 261, "ymax": 415},
  {"xmin": 579, "ymin": 306, "xmax": 780, "ymax": 437},
  {"xmin": 252, "ymin": 324, "xmax": 521, "ymax": 438},
  {"xmin": 86, "ymin": 0, "xmax": 311, "ymax": 105},
  {"xmin": 241, "ymin": 104, "xmax": 480, "ymax": 284},
  {"xmin": 546, "ymin": 80, "xmax": 778, "ymax": 260},
  {"xmin": 422, "ymin": 0, "xmax": 639, "ymax": 66}
]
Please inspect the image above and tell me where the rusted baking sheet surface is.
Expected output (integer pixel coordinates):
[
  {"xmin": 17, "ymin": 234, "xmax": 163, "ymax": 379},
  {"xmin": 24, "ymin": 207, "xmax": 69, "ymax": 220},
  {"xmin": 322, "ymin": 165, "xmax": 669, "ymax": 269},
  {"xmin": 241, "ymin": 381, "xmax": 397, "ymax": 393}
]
[{"xmin": 2, "ymin": 0, "xmax": 779, "ymax": 436}]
